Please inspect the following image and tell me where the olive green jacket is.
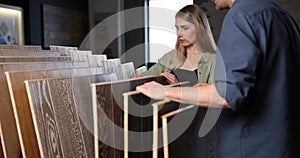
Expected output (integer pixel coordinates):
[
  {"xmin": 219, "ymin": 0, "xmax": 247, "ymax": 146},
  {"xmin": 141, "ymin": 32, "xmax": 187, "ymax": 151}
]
[{"xmin": 141, "ymin": 51, "xmax": 216, "ymax": 83}]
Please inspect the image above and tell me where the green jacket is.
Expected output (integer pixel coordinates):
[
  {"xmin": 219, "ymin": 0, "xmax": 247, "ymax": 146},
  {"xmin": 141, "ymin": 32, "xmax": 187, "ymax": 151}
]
[{"xmin": 141, "ymin": 51, "xmax": 216, "ymax": 83}]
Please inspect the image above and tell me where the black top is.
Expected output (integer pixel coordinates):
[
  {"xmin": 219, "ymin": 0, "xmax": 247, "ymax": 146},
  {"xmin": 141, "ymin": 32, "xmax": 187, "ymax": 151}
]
[{"xmin": 158, "ymin": 68, "xmax": 219, "ymax": 158}]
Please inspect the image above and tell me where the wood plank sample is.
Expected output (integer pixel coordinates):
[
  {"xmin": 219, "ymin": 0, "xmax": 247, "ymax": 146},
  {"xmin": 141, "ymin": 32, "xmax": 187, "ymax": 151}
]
[
  {"xmin": 0, "ymin": 45, "xmax": 42, "ymax": 50},
  {"xmin": 6, "ymin": 67, "xmax": 103, "ymax": 158},
  {"xmin": 92, "ymin": 76, "xmax": 167, "ymax": 158},
  {"xmin": 0, "ymin": 56, "xmax": 71, "ymax": 62},
  {"xmin": 0, "ymin": 61, "xmax": 88, "ymax": 158},
  {"xmin": 120, "ymin": 62, "xmax": 135, "ymax": 80},
  {"xmin": 0, "ymin": 50, "xmax": 61, "ymax": 56},
  {"xmin": 49, "ymin": 45, "xmax": 78, "ymax": 56},
  {"xmin": 25, "ymin": 75, "xmax": 108, "ymax": 158},
  {"xmin": 102, "ymin": 58, "xmax": 122, "ymax": 80},
  {"xmin": 0, "ymin": 137, "xmax": 3, "ymax": 158}
]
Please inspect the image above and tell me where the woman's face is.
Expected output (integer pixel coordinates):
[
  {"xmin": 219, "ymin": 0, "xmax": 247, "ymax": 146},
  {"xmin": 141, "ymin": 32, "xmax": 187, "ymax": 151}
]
[{"xmin": 175, "ymin": 17, "xmax": 197, "ymax": 47}]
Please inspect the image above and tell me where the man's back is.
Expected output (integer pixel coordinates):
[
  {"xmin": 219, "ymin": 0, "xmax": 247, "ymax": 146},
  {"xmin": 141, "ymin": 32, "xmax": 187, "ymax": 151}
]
[{"xmin": 214, "ymin": 0, "xmax": 300, "ymax": 157}]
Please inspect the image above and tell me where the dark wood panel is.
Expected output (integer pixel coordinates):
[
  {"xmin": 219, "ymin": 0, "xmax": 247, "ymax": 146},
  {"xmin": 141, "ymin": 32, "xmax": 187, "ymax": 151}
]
[
  {"xmin": 0, "ymin": 61, "xmax": 88, "ymax": 158},
  {"xmin": 93, "ymin": 76, "xmax": 167, "ymax": 158},
  {"xmin": 25, "ymin": 75, "xmax": 108, "ymax": 158},
  {"xmin": 43, "ymin": 4, "xmax": 88, "ymax": 48},
  {"xmin": 0, "ymin": 56, "xmax": 71, "ymax": 62},
  {"xmin": 0, "ymin": 139, "xmax": 3, "ymax": 158}
]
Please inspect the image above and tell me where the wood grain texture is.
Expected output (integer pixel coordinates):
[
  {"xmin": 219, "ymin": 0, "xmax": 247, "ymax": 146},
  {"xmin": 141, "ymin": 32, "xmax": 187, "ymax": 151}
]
[
  {"xmin": 120, "ymin": 62, "xmax": 135, "ymax": 80},
  {"xmin": 0, "ymin": 45, "xmax": 42, "ymax": 50},
  {"xmin": 0, "ymin": 136, "xmax": 3, "ymax": 158},
  {"xmin": 6, "ymin": 67, "xmax": 103, "ymax": 158},
  {"xmin": 102, "ymin": 58, "xmax": 122, "ymax": 80},
  {"xmin": 92, "ymin": 76, "xmax": 167, "ymax": 158},
  {"xmin": 49, "ymin": 45, "xmax": 78, "ymax": 56},
  {"xmin": 25, "ymin": 75, "xmax": 106, "ymax": 158},
  {"xmin": 0, "ymin": 61, "xmax": 88, "ymax": 158},
  {"xmin": 0, "ymin": 50, "xmax": 61, "ymax": 56},
  {"xmin": 0, "ymin": 56, "xmax": 71, "ymax": 62}
]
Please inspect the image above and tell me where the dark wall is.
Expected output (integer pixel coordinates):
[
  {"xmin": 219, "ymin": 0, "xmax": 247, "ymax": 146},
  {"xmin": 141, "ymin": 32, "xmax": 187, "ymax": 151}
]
[{"xmin": 0, "ymin": 0, "xmax": 88, "ymax": 47}]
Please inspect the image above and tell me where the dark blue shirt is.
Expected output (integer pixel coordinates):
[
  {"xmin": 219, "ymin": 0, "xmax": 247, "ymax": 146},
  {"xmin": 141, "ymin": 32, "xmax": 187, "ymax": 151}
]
[{"xmin": 214, "ymin": 0, "xmax": 300, "ymax": 157}]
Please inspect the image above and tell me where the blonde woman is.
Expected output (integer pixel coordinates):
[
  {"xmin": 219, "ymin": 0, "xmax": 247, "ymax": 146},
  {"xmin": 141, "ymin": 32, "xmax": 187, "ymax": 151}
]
[{"xmin": 140, "ymin": 4, "xmax": 219, "ymax": 158}]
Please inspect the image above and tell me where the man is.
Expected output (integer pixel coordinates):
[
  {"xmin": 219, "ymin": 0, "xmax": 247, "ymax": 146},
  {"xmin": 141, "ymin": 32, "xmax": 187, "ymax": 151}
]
[{"xmin": 137, "ymin": 0, "xmax": 300, "ymax": 157}]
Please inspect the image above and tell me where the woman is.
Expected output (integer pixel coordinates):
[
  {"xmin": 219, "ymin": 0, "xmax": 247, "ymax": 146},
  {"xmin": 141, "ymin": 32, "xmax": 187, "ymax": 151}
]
[
  {"xmin": 140, "ymin": 4, "xmax": 216, "ymax": 86},
  {"xmin": 140, "ymin": 4, "xmax": 219, "ymax": 158}
]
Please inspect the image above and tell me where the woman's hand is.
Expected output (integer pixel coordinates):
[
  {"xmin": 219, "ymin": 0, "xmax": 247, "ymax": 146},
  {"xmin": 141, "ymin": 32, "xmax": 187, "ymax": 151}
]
[
  {"xmin": 131, "ymin": 74, "xmax": 141, "ymax": 78},
  {"xmin": 160, "ymin": 72, "xmax": 178, "ymax": 84},
  {"xmin": 136, "ymin": 81, "xmax": 166, "ymax": 100}
]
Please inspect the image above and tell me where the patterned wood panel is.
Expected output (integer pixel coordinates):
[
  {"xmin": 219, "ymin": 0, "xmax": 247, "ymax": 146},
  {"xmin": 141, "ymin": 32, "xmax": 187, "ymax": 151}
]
[
  {"xmin": 43, "ymin": 5, "xmax": 88, "ymax": 48},
  {"xmin": 92, "ymin": 76, "xmax": 167, "ymax": 158},
  {"xmin": 6, "ymin": 67, "xmax": 102, "ymax": 158},
  {"xmin": 0, "ymin": 61, "xmax": 88, "ymax": 158},
  {"xmin": 25, "ymin": 75, "xmax": 108, "ymax": 158},
  {"xmin": 0, "ymin": 56, "xmax": 71, "ymax": 62}
]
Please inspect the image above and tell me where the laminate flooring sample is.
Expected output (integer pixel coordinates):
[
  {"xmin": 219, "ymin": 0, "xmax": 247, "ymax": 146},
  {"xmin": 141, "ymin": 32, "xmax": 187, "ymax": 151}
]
[
  {"xmin": 0, "ymin": 61, "xmax": 88, "ymax": 158},
  {"xmin": 92, "ymin": 76, "xmax": 167, "ymax": 158}
]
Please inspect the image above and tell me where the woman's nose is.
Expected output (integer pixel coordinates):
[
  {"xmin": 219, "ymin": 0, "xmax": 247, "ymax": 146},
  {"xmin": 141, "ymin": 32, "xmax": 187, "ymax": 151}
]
[{"xmin": 177, "ymin": 30, "xmax": 183, "ymax": 36}]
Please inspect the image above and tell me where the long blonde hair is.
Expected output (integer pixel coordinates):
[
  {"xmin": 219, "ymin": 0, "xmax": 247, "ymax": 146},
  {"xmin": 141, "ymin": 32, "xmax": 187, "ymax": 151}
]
[{"xmin": 170, "ymin": 4, "xmax": 216, "ymax": 69}]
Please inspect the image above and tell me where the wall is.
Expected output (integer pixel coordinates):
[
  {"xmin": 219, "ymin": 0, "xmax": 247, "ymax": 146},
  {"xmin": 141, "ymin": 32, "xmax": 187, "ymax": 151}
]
[{"xmin": 0, "ymin": 0, "xmax": 88, "ymax": 47}]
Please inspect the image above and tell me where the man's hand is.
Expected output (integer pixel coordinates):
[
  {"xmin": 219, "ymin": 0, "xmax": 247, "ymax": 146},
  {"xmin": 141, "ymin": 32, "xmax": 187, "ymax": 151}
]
[{"xmin": 136, "ymin": 81, "xmax": 166, "ymax": 100}]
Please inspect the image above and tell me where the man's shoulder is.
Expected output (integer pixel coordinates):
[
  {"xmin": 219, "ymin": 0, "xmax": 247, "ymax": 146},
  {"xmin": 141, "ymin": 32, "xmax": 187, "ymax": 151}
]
[{"xmin": 229, "ymin": 0, "xmax": 280, "ymax": 17}]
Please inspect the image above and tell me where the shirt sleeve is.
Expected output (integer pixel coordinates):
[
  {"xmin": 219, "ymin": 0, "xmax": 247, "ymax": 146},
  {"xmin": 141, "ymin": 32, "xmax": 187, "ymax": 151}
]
[
  {"xmin": 214, "ymin": 12, "xmax": 262, "ymax": 111},
  {"xmin": 140, "ymin": 51, "xmax": 173, "ymax": 77}
]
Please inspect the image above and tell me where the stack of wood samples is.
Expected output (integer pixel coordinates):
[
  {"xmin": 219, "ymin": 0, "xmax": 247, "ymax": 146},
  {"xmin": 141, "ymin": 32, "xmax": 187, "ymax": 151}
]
[
  {"xmin": 0, "ymin": 44, "xmax": 42, "ymax": 51},
  {"xmin": 6, "ymin": 67, "xmax": 103, "ymax": 158},
  {"xmin": 0, "ymin": 61, "xmax": 89, "ymax": 158},
  {"xmin": 0, "ymin": 56, "xmax": 71, "ymax": 62}
]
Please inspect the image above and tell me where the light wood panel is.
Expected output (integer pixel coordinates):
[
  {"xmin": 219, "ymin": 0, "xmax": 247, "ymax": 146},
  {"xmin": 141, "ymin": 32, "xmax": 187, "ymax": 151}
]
[
  {"xmin": 49, "ymin": 45, "xmax": 78, "ymax": 56},
  {"xmin": 120, "ymin": 62, "xmax": 135, "ymax": 80},
  {"xmin": 0, "ymin": 131, "xmax": 3, "ymax": 158},
  {"xmin": 24, "ymin": 74, "xmax": 112, "ymax": 158},
  {"xmin": 0, "ymin": 56, "xmax": 71, "ymax": 62},
  {"xmin": 6, "ymin": 67, "xmax": 103, "ymax": 158},
  {"xmin": 0, "ymin": 61, "xmax": 88, "ymax": 158},
  {"xmin": 0, "ymin": 45, "xmax": 42, "ymax": 50},
  {"xmin": 0, "ymin": 50, "xmax": 61, "ymax": 56},
  {"xmin": 102, "ymin": 58, "xmax": 122, "ymax": 80},
  {"xmin": 92, "ymin": 76, "xmax": 167, "ymax": 158}
]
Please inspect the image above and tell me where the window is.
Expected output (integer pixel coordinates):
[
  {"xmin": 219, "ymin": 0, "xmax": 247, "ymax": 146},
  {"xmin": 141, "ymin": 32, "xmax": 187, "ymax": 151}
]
[{"xmin": 148, "ymin": 0, "xmax": 193, "ymax": 62}]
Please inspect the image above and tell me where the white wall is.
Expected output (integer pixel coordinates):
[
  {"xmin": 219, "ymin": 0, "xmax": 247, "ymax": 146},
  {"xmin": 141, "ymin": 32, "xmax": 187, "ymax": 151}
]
[{"xmin": 149, "ymin": 0, "xmax": 193, "ymax": 62}]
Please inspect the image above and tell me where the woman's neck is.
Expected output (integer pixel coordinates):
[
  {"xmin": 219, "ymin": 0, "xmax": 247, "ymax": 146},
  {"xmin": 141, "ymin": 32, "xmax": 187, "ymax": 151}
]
[{"xmin": 181, "ymin": 45, "xmax": 202, "ymax": 70}]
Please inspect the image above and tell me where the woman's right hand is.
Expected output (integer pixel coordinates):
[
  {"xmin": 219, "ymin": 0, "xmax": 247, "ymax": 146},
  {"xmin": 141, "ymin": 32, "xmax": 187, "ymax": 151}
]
[
  {"xmin": 160, "ymin": 72, "xmax": 178, "ymax": 84},
  {"xmin": 131, "ymin": 74, "xmax": 141, "ymax": 78}
]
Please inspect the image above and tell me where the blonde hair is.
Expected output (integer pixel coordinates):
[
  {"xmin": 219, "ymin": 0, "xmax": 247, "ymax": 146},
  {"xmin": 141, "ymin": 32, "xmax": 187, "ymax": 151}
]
[{"xmin": 170, "ymin": 4, "xmax": 216, "ymax": 69}]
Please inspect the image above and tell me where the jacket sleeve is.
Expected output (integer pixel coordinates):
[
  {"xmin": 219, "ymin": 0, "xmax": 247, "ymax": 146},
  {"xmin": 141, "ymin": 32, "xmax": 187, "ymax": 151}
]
[{"xmin": 140, "ymin": 51, "xmax": 173, "ymax": 77}]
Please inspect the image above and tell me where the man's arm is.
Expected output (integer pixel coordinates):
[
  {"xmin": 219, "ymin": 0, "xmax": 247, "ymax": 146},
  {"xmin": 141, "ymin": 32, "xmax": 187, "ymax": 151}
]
[{"xmin": 136, "ymin": 81, "xmax": 231, "ymax": 108}]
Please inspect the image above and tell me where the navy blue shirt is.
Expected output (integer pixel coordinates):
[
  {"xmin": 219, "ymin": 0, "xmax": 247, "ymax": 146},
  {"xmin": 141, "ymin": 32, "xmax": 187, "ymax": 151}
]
[{"xmin": 214, "ymin": 0, "xmax": 300, "ymax": 157}]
